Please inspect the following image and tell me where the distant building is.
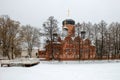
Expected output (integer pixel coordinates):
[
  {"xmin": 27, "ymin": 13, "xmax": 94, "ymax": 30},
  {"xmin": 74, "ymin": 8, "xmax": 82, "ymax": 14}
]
[
  {"xmin": 21, "ymin": 49, "xmax": 38, "ymax": 58},
  {"xmin": 39, "ymin": 19, "xmax": 96, "ymax": 60}
]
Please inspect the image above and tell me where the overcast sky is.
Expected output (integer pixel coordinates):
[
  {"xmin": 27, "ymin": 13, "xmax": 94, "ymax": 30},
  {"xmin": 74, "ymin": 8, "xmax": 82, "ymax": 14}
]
[{"xmin": 0, "ymin": 0, "xmax": 120, "ymax": 28}]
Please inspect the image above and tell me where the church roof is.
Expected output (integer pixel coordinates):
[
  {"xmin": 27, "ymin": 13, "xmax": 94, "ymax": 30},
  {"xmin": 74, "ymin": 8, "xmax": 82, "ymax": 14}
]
[{"xmin": 62, "ymin": 19, "xmax": 75, "ymax": 25}]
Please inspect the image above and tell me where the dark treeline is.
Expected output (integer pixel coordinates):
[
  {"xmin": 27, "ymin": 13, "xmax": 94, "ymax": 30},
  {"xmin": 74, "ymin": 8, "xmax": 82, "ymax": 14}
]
[
  {"xmin": 0, "ymin": 15, "xmax": 41, "ymax": 59},
  {"xmin": 0, "ymin": 15, "xmax": 120, "ymax": 60},
  {"xmin": 76, "ymin": 20, "xmax": 120, "ymax": 59}
]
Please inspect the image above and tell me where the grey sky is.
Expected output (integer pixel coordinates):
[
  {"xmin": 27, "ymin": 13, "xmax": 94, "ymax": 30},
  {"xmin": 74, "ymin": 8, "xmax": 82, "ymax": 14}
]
[{"xmin": 0, "ymin": 0, "xmax": 120, "ymax": 28}]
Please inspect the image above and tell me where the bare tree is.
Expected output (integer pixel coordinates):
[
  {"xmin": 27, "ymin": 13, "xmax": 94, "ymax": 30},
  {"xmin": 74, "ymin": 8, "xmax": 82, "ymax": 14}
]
[
  {"xmin": 92, "ymin": 24, "xmax": 99, "ymax": 58},
  {"xmin": 43, "ymin": 16, "xmax": 59, "ymax": 60},
  {"xmin": 98, "ymin": 20, "xmax": 107, "ymax": 59},
  {"xmin": 85, "ymin": 22, "xmax": 93, "ymax": 59},
  {"xmin": 20, "ymin": 25, "xmax": 41, "ymax": 58},
  {"xmin": 75, "ymin": 23, "xmax": 82, "ymax": 60},
  {"xmin": 109, "ymin": 22, "xmax": 120, "ymax": 58},
  {"xmin": 0, "ymin": 15, "xmax": 20, "ymax": 59}
]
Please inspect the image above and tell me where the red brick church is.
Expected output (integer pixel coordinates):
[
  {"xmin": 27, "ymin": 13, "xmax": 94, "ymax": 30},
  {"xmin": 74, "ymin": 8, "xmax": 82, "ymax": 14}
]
[{"xmin": 39, "ymin": 19, "xmax": 96, "ymax": 60}]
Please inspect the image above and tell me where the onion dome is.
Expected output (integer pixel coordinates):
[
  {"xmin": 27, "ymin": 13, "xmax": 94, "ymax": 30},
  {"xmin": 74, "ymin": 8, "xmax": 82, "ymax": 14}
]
[{"xmin": 62, "ymin": 19, "xmax": 75, "ymax": 26}]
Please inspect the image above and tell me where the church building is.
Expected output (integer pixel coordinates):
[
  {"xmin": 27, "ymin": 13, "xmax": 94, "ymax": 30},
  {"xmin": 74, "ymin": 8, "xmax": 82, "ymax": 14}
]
[{"xmin": 39, "ymin": 19, "xmax": 96, "ymax": 60}]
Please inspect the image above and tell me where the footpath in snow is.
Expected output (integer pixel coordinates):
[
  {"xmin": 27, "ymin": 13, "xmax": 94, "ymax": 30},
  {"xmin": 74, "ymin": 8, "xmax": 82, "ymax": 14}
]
[
  {"xmin": 40, "ymin": 60, "xmax": 120, "ymax": 64},
  {"xmin": 0, "ymin": 58, "xmax": 40, "ymax": 67}
]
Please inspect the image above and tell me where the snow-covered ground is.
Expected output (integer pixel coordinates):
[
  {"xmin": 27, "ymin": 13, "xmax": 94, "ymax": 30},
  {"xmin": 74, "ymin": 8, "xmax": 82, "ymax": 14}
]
[{"xmin": 0, "ymin": 61, "xmax": 120, "ymax": 80}]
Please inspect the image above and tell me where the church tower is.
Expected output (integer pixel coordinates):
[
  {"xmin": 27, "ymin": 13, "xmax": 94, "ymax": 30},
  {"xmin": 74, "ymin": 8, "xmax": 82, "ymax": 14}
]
[
  {"xmin": 62, "ymin": 9, "xmax": 75, "ymax": 37},
  {"xmin": 62, "ymin": 19, "xmax": 75, "ymax": 37}
]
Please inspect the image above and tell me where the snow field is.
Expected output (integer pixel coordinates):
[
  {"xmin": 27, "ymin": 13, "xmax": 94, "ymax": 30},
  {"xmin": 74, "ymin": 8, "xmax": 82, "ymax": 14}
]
[{"xmin": 0, "ymin": 61, "xmax": 120, "ymax": 80}]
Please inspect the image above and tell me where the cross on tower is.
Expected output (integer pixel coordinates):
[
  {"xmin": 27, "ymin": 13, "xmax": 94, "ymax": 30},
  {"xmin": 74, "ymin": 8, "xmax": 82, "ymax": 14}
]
[{"xmin": 67, "ymin": 9, "xmax": 70, "ymax": 17}]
